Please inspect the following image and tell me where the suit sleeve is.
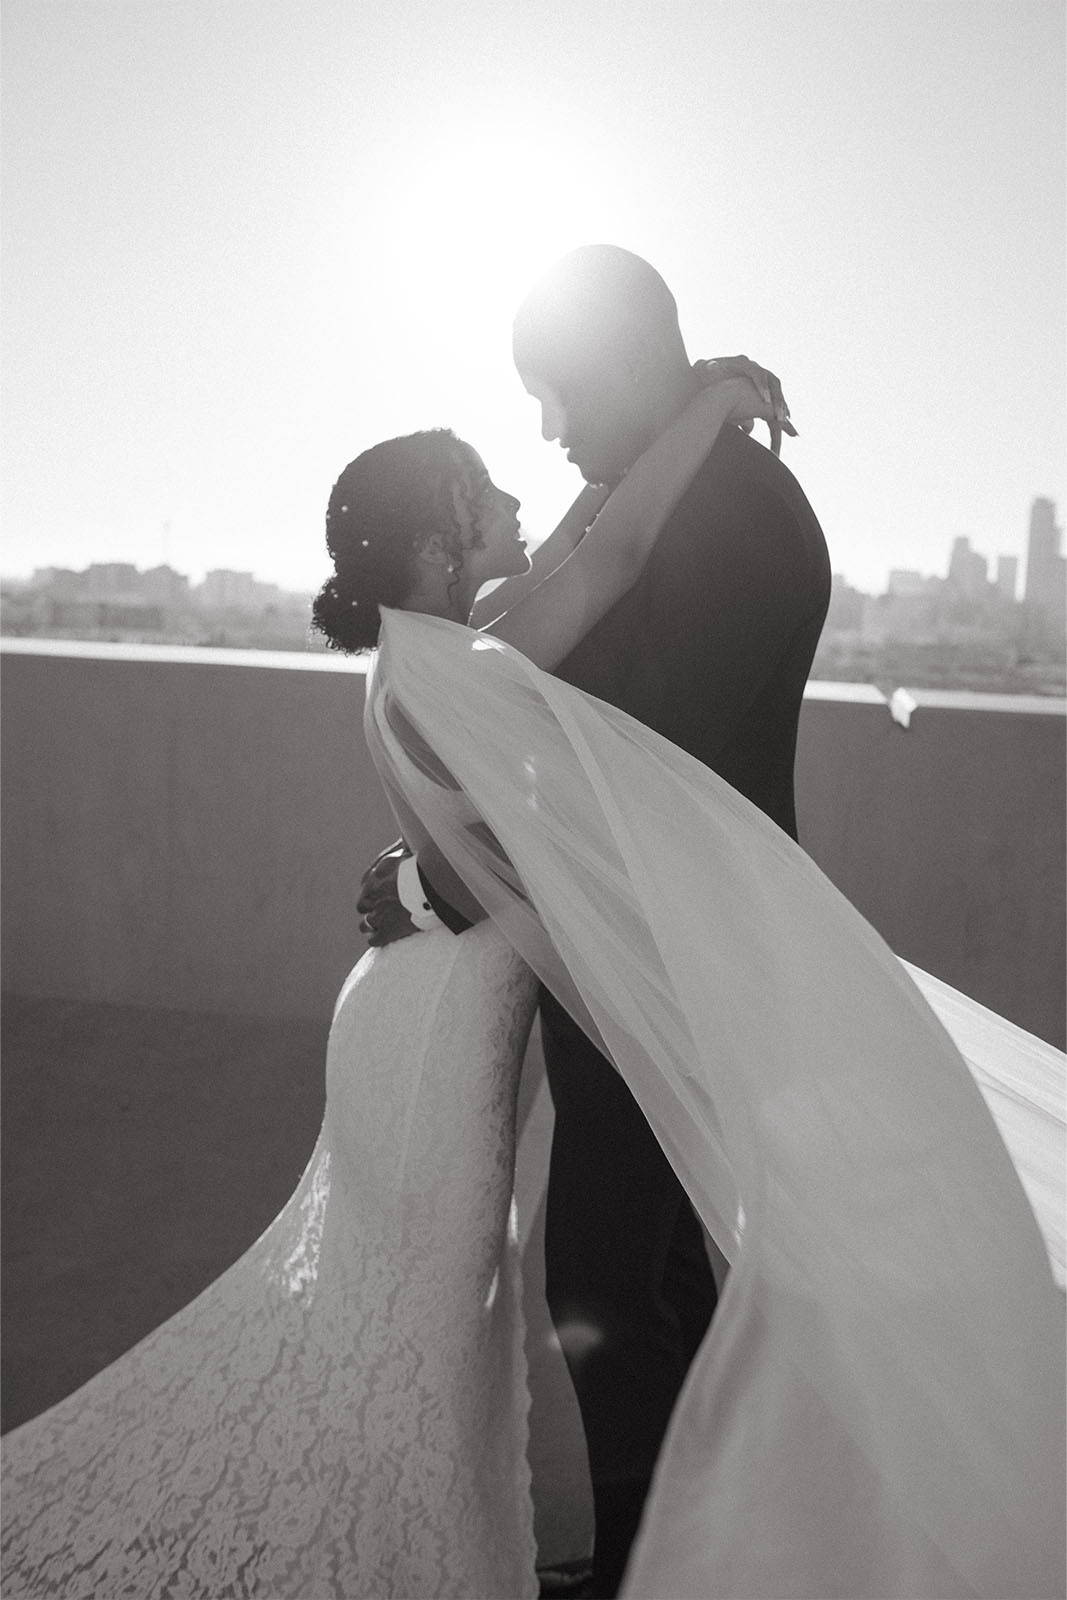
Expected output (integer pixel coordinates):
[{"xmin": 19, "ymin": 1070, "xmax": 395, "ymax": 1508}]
[
  {"xmin": 628, "ymin": 466, "xmax": 819, "ymax": 756},
  {"xmin": 417, "ymin": 861, "xmax": 474, "ymax": 936}
]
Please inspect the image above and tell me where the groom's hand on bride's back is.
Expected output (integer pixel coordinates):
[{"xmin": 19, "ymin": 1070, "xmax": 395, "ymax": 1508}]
[{"xmin": 357, "ymin": 848, "xmax": 419, "ymax": 948}]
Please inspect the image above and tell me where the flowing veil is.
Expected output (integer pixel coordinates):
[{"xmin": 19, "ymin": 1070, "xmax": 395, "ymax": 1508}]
[{"xmin": 365, "ymin": 608, "xmax": 1065, "ymax": 1600}]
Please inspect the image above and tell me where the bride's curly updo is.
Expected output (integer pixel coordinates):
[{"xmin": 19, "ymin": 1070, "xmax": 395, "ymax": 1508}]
[{"xmin": 312, "ymin": 428, "xmax": 483, "ymax": 654}]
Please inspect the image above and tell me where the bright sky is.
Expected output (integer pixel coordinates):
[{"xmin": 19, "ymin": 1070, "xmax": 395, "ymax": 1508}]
[{"xmin": 3, "ymin": 0, "xmax": 1063, "ymax": 596}]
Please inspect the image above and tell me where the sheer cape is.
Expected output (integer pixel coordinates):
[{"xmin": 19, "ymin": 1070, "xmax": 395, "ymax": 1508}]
[{"xmin": 365, "ymin": 607, "xmax": 1065, "ymax": 1600}]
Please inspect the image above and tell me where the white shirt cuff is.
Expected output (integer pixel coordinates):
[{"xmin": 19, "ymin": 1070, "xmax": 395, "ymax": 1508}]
[{"xmin": 396, "ymin": 854, "xmax": 444, "ymax": 931}]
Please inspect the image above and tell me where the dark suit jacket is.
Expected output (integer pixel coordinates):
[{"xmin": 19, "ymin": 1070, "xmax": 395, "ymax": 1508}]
[
  {"xmin": 422, "ymin": 423, "xmax": 830, "ymax": 939},
  {"xmin": 551, "ymin": 423, "xmax": 830, "ymax": 841}
]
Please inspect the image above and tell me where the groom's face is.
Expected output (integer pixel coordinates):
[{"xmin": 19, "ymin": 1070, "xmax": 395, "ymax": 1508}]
[{"xmin": 518, "ymin": 361, "xmax": 652, "ymax": 488}]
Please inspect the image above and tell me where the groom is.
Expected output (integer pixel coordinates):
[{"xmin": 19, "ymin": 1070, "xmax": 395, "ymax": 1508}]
[{"xmin": 359, "ymin": 244, "xmax": 831, "ymax": 1597}]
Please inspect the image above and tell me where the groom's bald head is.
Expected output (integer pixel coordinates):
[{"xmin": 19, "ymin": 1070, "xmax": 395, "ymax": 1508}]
[
  {"xmin": 514, "ymin": 244, "xmax": 684, "ymax": 381},
  {"xmin": 513, "ymin": 244, "xmax": 692, "ymax": 484}
]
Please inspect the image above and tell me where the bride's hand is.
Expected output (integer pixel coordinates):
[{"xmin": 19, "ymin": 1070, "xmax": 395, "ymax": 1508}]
[{"xmin": 693, "ymin": 355, "xmax": 797, "ymax": 455}]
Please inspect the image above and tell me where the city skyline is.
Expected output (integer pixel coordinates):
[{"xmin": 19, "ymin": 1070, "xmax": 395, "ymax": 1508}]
[
  {"xmin": 2, "ymin": 484, "xmax": 1062, "ymax": 598},
  {"xmin": 2, "ymin": 1, "xmax": 1063, "ymax": 598},
  {"xmin": 6, "ymin": 489, "xmax": 1062, "ymax": 608},
  {"xmin": 5, "ymin": 493, "xmax": 1061, "ymax": 606}
]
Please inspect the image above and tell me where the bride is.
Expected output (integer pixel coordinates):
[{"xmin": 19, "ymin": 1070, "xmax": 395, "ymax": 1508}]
[{"xmin": 1, "ymin": 366, "xmax": 784, "ymax": 1599}]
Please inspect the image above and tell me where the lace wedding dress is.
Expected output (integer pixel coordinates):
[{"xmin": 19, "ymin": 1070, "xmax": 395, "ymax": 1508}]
[{"xmin": 1, "ymin": 920, "xmax": 540, "ymax": 1600}]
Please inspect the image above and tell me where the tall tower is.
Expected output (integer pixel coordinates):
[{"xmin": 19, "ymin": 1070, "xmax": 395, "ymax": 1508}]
[
  {"xmin": 1023, "ymin": 498, "xmax": 1065, "ymax": 640},
  {"xmin": 1024, "ymin": 499, "xmax": 1061, "ymax": 603}
]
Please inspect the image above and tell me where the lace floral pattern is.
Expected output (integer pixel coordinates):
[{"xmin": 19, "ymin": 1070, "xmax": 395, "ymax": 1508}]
[{"xmin": 2, "ymin": 920, "xmax": 540, "ymax": 1600}]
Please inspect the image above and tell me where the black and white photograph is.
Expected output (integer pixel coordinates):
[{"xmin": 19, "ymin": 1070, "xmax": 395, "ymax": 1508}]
[{"xmin": 1, "ymin": 3, "xmax": 1064, "ymax": 1597}]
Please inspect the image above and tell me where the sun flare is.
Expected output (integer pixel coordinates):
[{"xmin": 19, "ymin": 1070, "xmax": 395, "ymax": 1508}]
[
  {"xmin": 329, "ymin": 104, "xmax": 628, "ymax": 539},
  {"xmin": 339, "ymin": 101, "xmax": 629, "ymax": 368}
]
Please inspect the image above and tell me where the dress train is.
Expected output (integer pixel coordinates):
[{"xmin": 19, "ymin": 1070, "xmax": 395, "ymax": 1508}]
[{"xmin": 1, "ymin": 920, "xmax": 540, "ymax": 1600}]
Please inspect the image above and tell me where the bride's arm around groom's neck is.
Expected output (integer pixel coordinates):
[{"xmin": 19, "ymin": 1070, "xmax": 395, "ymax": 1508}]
[{"xmin": 468, "ymin": 481, "xmax": 610, "ymax": 630}]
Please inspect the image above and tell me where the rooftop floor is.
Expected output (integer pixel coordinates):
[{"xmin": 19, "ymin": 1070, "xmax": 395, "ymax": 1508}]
[{"xmin": 1, "ymin": 993, "xmax": 326, "ymax": 1433}]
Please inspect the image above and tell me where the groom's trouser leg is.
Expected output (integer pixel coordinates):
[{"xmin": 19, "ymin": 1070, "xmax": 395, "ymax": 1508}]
[{"xmin": 539, "ymin": 991, "xmax": 718, "ymax": 1598}]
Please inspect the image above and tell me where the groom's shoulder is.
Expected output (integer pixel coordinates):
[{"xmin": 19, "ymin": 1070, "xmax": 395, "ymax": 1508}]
[
  {"xmin": 701, "ymin": 423, "xmax": 803, "ymax": 493},
  {"xmin": 680, "ymin": 425, "xmax": 825, "ymax": 537},
  {"xmin": 651, "ymin": 425, "xmax": 828, "ymax": 594}
]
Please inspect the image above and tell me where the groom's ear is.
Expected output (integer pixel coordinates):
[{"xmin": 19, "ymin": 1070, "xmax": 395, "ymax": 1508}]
[{"xmin": 616, "ymin": 326, "xmax": 655, "ymax": 391}]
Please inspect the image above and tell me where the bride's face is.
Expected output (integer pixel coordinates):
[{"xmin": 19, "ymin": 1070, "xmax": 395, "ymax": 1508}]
[{"xmin": 455, "ymin": 456, "xmax": 529, "ymax": 585}]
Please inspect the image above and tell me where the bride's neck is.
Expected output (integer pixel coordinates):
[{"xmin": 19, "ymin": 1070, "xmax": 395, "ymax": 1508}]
[{"xmin": 397, "ymin": 584, "xmax": 472, "ymax": 626}]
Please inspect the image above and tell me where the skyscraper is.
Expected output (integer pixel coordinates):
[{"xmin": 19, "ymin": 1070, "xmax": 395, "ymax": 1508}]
[{"xmin": 1023, "ymin": 498, "xmax": 1065, "ymax": 638}]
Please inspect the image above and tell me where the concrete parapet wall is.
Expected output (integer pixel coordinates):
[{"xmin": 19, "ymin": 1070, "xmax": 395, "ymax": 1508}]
[
  {"xmin": 795, "ymin": 686, "xmax": 1065, "ymax": 1046},
  {"xmin": 3, "ymin": 641, "xmax": 1064, "ymax": 1046},
  {"xmin": 2, "ymin": 644, "xmax": 390, "ymax": 1023}
]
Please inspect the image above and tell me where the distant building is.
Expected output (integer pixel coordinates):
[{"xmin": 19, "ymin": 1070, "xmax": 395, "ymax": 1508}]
[
  {"xmin": 198, "ymin": 569, "xmax": 259, "ymax": 610},
  {"xmin": 30, "ymin": 567, "xmax": 85, "ymax": 598},
  {"xmin": 29, "ymin": 596, "xmax": 165, "ymax": 638},
  {"xmin": 861, "ymin": 589, "xmax": 940, "ymax": 645},
  {"xmin": 38, "ymin": 599, "xmax": 99, "ymax": 633},
  {"xmin": 887, "ymin": 569, "xmax": 930, "ymax": 598},
  {"xmin": 1023, "ymin": 498, "xmax": 1065, "ymax": 639},
  {"xmin": 2, "ymin": 559, "xmax": 314, "ymax": 651},
  {"xmin": 824, "ymin": 573, "xmax": 865, "ymax": 634},
  {"xmin": 946, "ymin": 536, "xmax": 988, "ymax": 601},
  {"xmin": 140, "ymin": 565, "xmax": 190, "ymax": 605},
  {"xmin": 861, "ymin": 569, "xmax": 944, "ymax": 644},
  {"xmin": 1024, "ymin": 499, "xmax": 1060, "ymax": 602},
  {"xmin": 995, "ymin": 555, "xmax": 1018, "ymax": 604},
  {"xmin": 84, "ymin": 563, "xmax": 143, "ymax": 601}
]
